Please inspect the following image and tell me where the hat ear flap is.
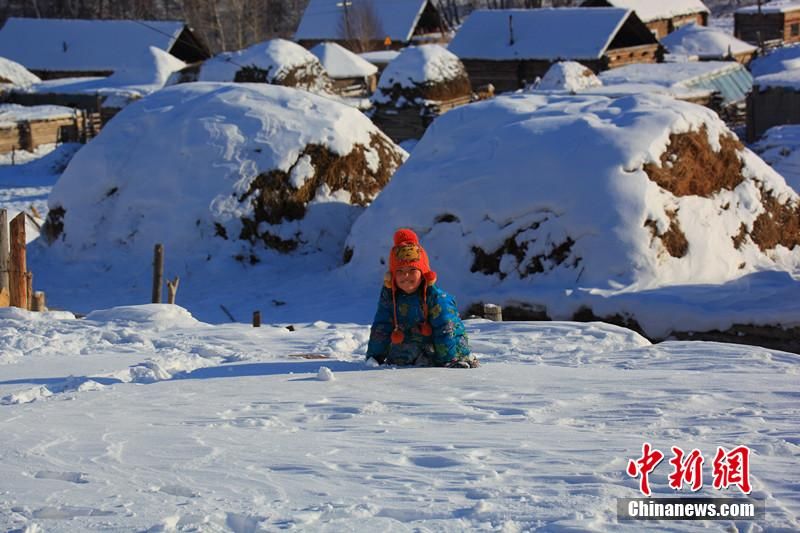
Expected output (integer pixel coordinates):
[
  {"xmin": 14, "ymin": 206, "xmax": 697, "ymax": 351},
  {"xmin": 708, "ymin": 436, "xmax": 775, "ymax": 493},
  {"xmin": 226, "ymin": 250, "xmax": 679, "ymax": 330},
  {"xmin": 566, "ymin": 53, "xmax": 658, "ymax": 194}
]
[
  {"xmin": 383, "ymin": 271, "xmax": 393, "ymax": 288},
  {"xmin": 423, "ymin": 271, "xmax": 437, "ymax": 285}
]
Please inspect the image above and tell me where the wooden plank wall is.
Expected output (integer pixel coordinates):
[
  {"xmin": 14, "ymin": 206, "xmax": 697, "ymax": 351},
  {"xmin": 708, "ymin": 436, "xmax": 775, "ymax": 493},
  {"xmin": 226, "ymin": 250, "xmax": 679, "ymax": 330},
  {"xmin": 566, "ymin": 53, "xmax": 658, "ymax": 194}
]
[{"xmin": 746, "ymin": 87, "xmax": 800, "ymax": 142}]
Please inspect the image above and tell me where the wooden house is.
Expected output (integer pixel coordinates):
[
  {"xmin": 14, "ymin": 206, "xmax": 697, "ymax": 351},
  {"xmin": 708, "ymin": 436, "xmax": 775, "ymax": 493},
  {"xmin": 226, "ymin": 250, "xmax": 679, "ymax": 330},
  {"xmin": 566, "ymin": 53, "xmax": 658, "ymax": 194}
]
[
  {"xmin": 735, "ymin": 2, "xmax": 800, "ymax": 47},
  {"xmin": 582, "ymin": 0, "xmax": 709, "ymax": 39},
  {"xmin": 0, "ymin": 104, "xmax": 84, "ymax": 154},
  {"xmin": 295, "ymin": 0, "xmax": 449, "ymax": 51},
  {"xmin": 448, "ymin": 8, "xmax": 661, "ymax": 93},
  {"xmin": 747, "ymin": 70, "xmax": 800, "ymax": 141},
  {"xmin": 310, "ymin": 42, "xmax": 379, "ymax": 96},
  {"xmin": 661, "ymin": 23, "xmax": 758, "ymax": 64},
  {"xmin": 0, "ymin": 18, "xmax": 209, "ymax": 79}
]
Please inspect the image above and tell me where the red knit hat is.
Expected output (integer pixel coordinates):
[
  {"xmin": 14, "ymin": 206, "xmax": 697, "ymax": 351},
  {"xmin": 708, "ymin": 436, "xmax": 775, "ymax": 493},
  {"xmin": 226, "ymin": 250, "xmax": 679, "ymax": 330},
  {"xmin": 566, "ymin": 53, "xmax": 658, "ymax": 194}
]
[{"xmin": 385, "ymin": 228, "xmax": 436, "ymax": 344}]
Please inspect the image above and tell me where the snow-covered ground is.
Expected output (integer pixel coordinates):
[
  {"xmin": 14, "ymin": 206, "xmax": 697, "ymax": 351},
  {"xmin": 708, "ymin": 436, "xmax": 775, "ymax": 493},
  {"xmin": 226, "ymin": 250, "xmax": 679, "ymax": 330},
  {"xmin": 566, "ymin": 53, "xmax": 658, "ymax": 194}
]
[
  {"xmin": 0, "ymin": 61, "xmax": 798, "ymax": 532},
  {"xmin": 0, "ymin": 305, "xmax": 797, "ymax": 532}
]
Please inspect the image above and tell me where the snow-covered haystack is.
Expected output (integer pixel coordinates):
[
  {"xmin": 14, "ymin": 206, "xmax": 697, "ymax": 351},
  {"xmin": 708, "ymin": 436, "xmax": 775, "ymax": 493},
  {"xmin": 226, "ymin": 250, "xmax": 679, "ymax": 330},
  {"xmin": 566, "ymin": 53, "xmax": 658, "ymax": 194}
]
[
  {"xmin": 370, "ymin": 45, "xmax": 473, "ymax": 142},
  {"xmin": 42, "ymin": 83, "xmax": 406, "ymax": 265},
  {"xmin": 174, "ymin": 39, "xmax": 333, "ymax": 95},
  {"xmin": 533, "ymin": 61, "xmax": 602, "ymax": 93},
  {"xmin": 310, "ymin": 42, "xmax": 378, "ymax": 97},
  {"xmin": 0, "ymin": 56, "xmax": 40, "ymax": 88},
  {"xmin": 345, "ymin": 92, "xmax": 800, "ymax": 337},
  {"xmin": 661, "ymin": 23, "xmax": 757, "ymax": 63},
  {"xmin": 372, "ymin": 44, "xmax": 471, "ymax": 106}
]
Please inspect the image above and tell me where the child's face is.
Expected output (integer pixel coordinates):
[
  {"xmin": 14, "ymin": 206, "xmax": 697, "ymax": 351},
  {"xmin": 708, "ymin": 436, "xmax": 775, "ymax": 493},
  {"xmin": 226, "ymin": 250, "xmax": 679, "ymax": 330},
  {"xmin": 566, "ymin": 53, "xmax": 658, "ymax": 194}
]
[{"xmin": 394, "ymin": 267, "xmax": 422, "ymax": 294}]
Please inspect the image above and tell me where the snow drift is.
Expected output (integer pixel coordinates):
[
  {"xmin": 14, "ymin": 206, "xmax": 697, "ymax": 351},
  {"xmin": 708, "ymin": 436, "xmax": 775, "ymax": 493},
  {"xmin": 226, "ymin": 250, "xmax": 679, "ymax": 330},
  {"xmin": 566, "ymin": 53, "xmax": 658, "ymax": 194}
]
[
  {"xmin": 43, "ymin": 83, "xmax": 406, "ymax": 265},
  {"xmin": 345, "ymin": 92, "xmax": 800, "ymax": 336}
]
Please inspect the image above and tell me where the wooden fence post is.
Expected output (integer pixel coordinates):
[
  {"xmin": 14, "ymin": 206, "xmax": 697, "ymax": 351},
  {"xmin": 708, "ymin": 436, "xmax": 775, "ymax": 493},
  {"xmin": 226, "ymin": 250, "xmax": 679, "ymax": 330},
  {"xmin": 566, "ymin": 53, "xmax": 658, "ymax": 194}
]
[
  {"xmin": 152, "ymin": 244, "xmax": 164, "ymax": 304},
  {"xmin": 0, "ymin": 209, "xmax": 9, "ymax": 295},
  {"xmin": 166, "ymin": 276, "xmax": 179, "ymax": 305},
  {"xmin": 9, "ymin": 213, "xmax": 27, "ymax": 309},
  {"xmin": 253, "ymin": 311, "xmax": 261, "ymax": 327},
  {"xmin": 31, "ymin": 291, "xmax": 46, "ymax": 312},
  {"xmin": 483, "ymin": 303, "xmax": 503, "ymax": 322}
]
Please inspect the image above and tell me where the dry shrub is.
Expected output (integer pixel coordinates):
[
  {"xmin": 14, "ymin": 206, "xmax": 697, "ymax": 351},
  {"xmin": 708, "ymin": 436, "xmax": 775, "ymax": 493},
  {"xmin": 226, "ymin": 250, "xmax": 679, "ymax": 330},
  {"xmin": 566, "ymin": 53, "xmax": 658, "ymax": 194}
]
[
  {"xmin": 471, "ymin": 222, "xmax": 579, "ymax": 279},
  {"xmin": 239, "ymin": 132, "xmax": 404, "ymax": 252},
  {"xmin": 750, "ymin": 188, "xmax": 800, "ymax": 252},
  {"xmin": 644, "ymin": 209, "xmax": 688, "ymax": 258},
  {"xmin": 235, "ymin": 62, "xmax": 333, "ymax": 93},
  {"xmin": 644, "ymin": 126, "xmax": 745, "ymax": 197}
]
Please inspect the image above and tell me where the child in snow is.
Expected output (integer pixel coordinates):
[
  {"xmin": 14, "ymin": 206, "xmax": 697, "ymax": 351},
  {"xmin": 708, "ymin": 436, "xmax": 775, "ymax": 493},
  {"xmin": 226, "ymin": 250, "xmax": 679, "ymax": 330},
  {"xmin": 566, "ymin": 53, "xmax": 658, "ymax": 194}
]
[{"xmin": 366, "ymin": 228, "xmax": 477, "ymax": 368}]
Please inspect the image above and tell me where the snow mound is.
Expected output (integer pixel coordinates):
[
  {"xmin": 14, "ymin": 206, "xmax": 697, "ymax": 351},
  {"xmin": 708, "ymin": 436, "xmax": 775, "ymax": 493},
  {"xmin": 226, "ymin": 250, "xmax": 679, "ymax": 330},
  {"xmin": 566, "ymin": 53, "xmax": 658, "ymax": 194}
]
[
  {"xmin": 345, "ymin": 92, "xmax": 800, "ymax": 334},
  {"xmin": 660, "ymin": 23, "xmax": 756, "ymax": 59},
  {"xmin": 106, "ymin": 46, "xmax": 186, "ymax": 87},
  {"xmin": 195, "ymin": 39, "xmax": 333, "ymax": 95},
  {"xmin": 43, "ymin": 83, "xmax": 406, "ymax": 266},
  {"xmin": 317, "ymin": 366, "xmax": 335, "ymax": 381},
  {"xmin": 85, "ymin": 304, "xmax": 200, "ymax": 328},
  {"xmin": 372, "ymin": 45, "xmax": 471, "ymax": 106},
  {"xmin": 0, "ymin": 55, "xmax": 40, "ymax": 87},
  {"xmin": 533, "ymin": 61, "xmax": 602, "ymax": 92},
  {"xmin": 311, "ymin": 42, "xmax": 377, "ymax": 79}
]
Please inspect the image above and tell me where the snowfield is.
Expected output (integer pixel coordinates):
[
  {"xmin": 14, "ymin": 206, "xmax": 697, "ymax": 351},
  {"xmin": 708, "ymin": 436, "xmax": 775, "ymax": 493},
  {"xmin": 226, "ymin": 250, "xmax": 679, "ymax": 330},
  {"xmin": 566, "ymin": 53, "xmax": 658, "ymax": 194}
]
[{"xmin": 0, "ymin": 305, "xmax": 797, "ymax": 532}]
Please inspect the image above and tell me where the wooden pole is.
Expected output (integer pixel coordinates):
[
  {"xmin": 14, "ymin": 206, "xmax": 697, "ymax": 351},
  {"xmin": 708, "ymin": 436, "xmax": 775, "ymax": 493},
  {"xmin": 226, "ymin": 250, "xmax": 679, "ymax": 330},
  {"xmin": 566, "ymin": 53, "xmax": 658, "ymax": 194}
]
[
  {"xmin": 166, "ymin": 276, "xmax": 180, "ymax": 305},
  {"xmin": 31, "ymin": 291, "xmax": 46, "ymax": 312},
  {"xmin": 0, "ymin": 209, "xmax": 9, "ymax": 293},
  {"xmin": 483, "ymin": 303, "xmax": 503, "ymax": 322},
  {"xmin": 25, "ymin": 272, "xmax": 33, "ymax": 311},
  {"xmin": 9, "ymin": 213, "xmax": 26, "ymax": 309},
  {"xmin": 152, "ymin": 244, "xmax": 164, "ymax": 304},
  {"xmin": 253, "ymin": 310, "xmax": 261, "ymax": 328}
]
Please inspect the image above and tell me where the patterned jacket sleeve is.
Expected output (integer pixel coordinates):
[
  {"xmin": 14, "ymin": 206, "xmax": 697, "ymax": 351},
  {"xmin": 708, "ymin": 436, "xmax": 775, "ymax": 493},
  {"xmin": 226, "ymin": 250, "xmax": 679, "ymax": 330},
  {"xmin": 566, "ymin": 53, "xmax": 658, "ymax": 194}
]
[
  {"xmin": 366, "ymin": 286, "xmax": 394, "ymax": 363},
  {"xmin": 427, "ymin": 285, "xmax": 471, "ymax": 366}
]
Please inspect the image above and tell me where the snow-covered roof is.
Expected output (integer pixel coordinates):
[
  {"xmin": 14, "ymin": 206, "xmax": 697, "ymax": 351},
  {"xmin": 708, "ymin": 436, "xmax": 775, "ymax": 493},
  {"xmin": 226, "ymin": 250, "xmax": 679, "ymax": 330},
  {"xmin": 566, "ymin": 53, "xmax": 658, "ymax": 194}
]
[
  {"xmin": 750, "ymin": 43, "xmax": 800, "ymax": 77},
  {"xmin": 295, "ymin": 0, "xmax": 429, "ymax": 42},
  {"xmin": 448, "ymin": 8, "xmax": 638, "ymax": 61},
  {"xmin": 0, "ymin": 18, "xmax": 187, "ymax": 73},
  {"xmin": 18, "ymin": 47, "xmax": 186, "ymax": 108},
  {"xmin": 359, "ymin": 50, "xmax": 401, "ymax": 66},
  {"xmin": 0, "ymin": 56, "xmax": 40, "ymax": 87},
  {"xmin": 755, "ymin": 69, "xmax": 800, "ymax": 90},
  {"xmin": 599, "ymin": 61, "xmax": 752, "ymax": 103},
  {"xmin": 736, "ymin": 1, "xmax": 800, "ymax": 14},
  {"xmin": 591, "ymin": 0, "xmax": 709, "ymax": 23},
  {"xmin": 0, "ymin": 103, "xmax": 75, "ymax": 128},
  {"xmin": 660, "ymin": 22, "xmax": 756, "ymax": 59},
  {"xmin": 311, "ymin": 42, "xmax": 377, "ymax": 78}
]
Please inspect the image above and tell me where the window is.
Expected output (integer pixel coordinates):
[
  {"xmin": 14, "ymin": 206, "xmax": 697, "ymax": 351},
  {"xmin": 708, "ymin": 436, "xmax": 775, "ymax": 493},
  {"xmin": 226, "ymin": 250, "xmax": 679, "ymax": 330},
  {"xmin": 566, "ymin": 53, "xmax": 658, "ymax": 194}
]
[{"xmin": 791, "ymin": 23, "xmax": 799, "ymax": 37}]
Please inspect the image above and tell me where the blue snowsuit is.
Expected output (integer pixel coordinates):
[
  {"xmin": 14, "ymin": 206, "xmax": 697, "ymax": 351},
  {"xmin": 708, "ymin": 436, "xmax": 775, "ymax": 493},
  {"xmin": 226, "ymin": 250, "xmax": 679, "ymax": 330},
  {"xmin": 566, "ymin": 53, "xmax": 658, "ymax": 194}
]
[{"xmin": 366, "ymin": 282, "xmax": 471, "ymax": 366}]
